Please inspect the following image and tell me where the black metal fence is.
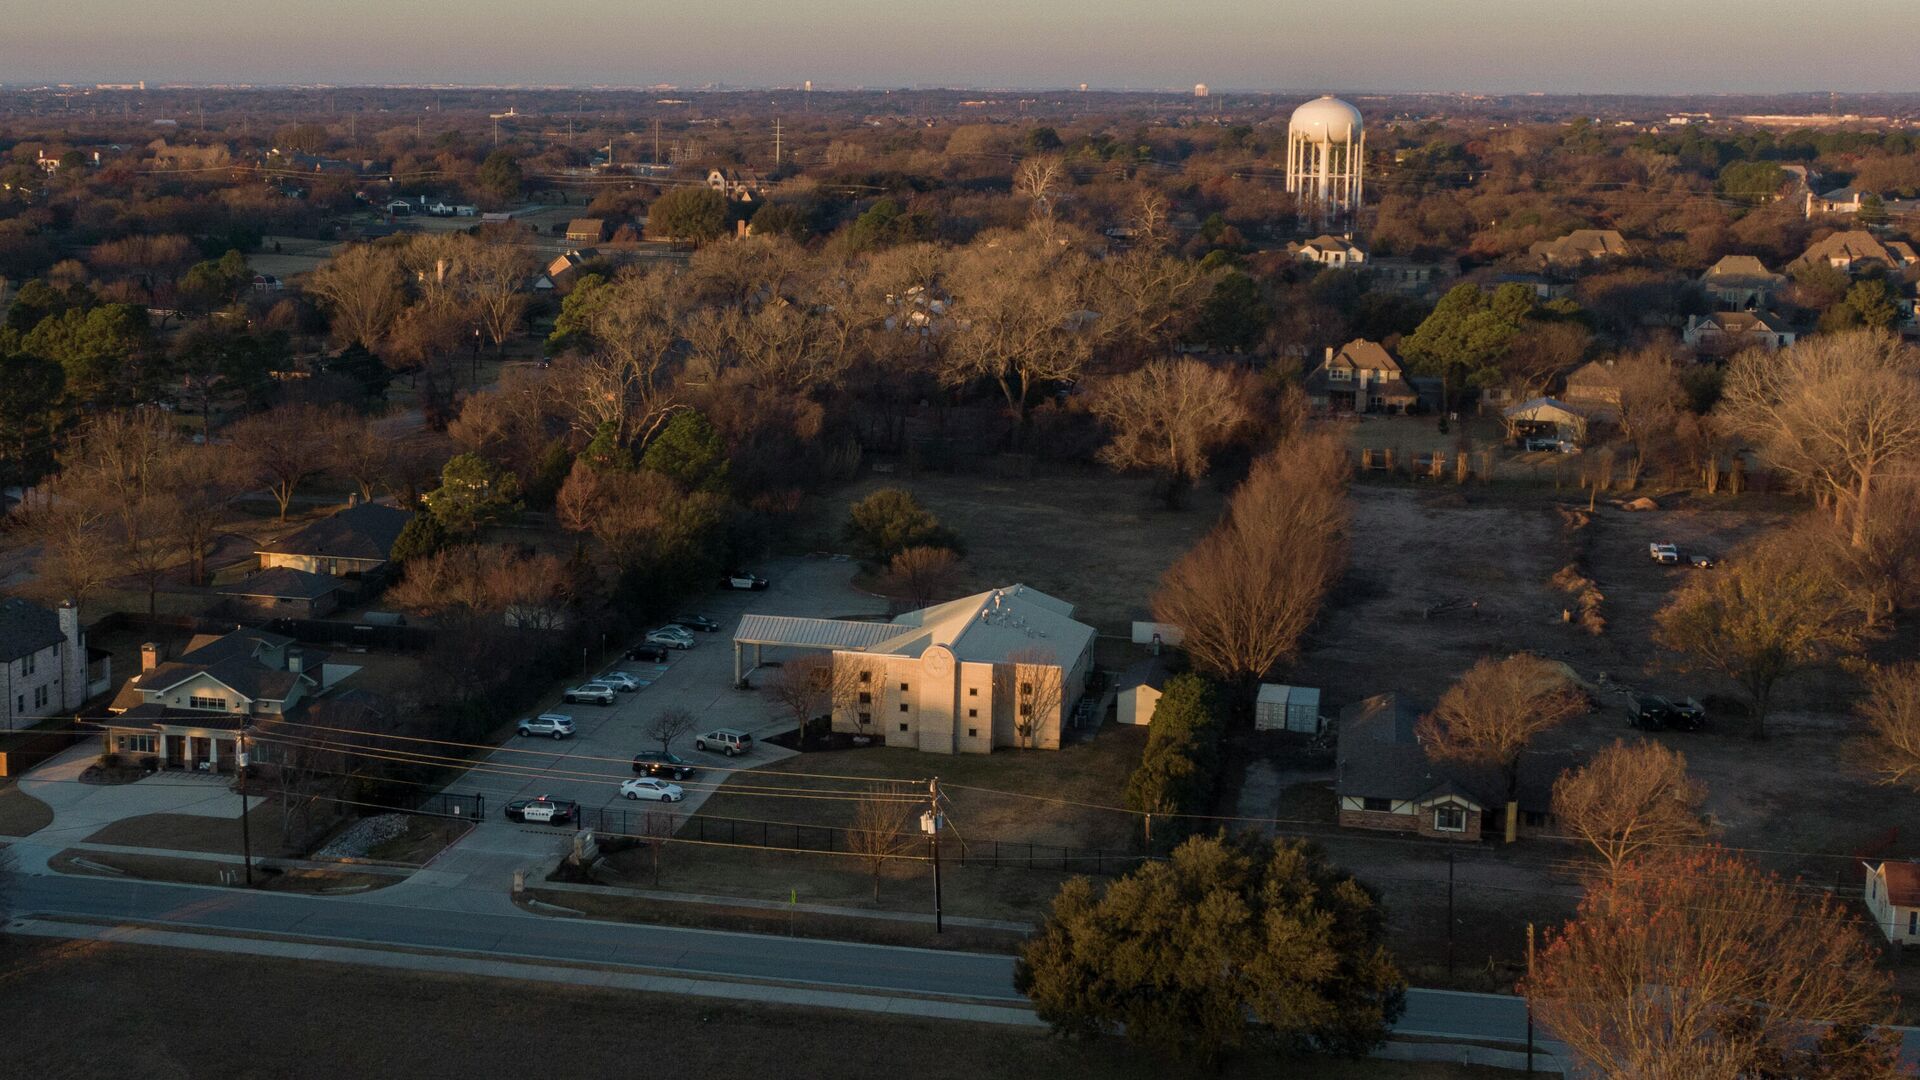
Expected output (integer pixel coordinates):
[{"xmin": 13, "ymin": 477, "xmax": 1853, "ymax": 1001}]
[
  {"xmin": 415, "ymin": 789, "xmax": 486, "ymax": 820},
  {"xmin": 580, "ymin": 806, "xmax": 1149, "ymax": 876}
]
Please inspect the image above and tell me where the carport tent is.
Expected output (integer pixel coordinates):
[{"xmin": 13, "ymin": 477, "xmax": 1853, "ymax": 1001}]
[{"xmin": 730, "ymin": 614, "xmax": 896, "ymax": 683}]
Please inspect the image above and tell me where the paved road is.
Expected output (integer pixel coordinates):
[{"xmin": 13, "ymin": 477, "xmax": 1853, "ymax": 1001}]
[{"xmin": 10, "ymin": 871, "xmax": 1019, "ymax": 1002}]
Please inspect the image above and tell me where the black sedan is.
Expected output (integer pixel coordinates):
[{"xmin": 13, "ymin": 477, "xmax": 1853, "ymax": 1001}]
[
  {"xmin": 671, "ymin": 613, "xmax": 721, "ymax": 633},
  {"xmin": 626, "ymin": 643, "xmax": 670, "ymax": 663},
  {"xmin": 633, "ymin": 750, "xmax": 698, "ymax": 780}
]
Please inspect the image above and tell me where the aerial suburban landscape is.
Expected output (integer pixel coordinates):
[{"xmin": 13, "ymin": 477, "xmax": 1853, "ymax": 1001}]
[{"xmin": 4, "ymin": 3, "xmax": 1920, "ymax": 1077}]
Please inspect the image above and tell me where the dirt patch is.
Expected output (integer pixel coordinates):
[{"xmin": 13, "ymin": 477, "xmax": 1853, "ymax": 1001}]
[{"xmin": 803, "ymin": 466, "xmax": 1224, "ymax": 633}]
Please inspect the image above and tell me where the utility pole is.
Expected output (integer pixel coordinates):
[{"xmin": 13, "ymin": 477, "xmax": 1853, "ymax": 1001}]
[
  {"xmin": 1525, "ymin": 921, "xmax": 1536, "ymax": 1074},
  {"xmin": 1446, "ymin": 849, "xmax": 1456, "ymax": 976},
  {"xmin": 238, "ymin": 718, "xmax": 254, "ymax": 887},
  {"xmin": 922, "ymin": 778, "xmax": 943, "ymax": 933},
  {"xmin": 773, "ymin": 116, "xmax": 782, "ymax": 166},
  {"xmin": 652, "ymin": 118, "xmax": 660, "ymax": 164}
]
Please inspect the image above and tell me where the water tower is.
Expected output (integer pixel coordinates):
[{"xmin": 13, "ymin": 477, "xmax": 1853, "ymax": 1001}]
[{"xmin": 1286, "ymin": 95, "xmax": 1364, "ymax": 235}]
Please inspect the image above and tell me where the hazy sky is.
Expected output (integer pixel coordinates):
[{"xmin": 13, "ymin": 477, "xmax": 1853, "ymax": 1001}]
[{"xmin": 4, "ymin": 0, "xmax": 1916, "ymax": 93}]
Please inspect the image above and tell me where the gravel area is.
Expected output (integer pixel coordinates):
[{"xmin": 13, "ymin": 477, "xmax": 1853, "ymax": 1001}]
[{"xmin": 313, "ymin": 814, "xmax": 411, "ymax": 860}]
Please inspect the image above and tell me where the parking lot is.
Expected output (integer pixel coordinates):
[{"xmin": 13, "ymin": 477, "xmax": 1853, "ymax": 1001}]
[{"xmin": 436, "ymin": 555, "xmax": 887, "ymax": 849}]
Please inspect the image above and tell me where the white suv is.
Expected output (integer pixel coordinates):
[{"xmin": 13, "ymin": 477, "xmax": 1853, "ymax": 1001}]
[
  {"xmin": 695, "ymin": 729, "xmax": 753, "ymax": 757},
  {"xmin": 517, "ymin": 713, "xmax": 575, "ymax": 739},
  {"xmin": 563, "ymin": 683, "xmax": 616, "ymax": 705}
]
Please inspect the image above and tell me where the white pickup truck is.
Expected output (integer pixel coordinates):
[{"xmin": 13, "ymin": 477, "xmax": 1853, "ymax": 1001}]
[{"xmin": 1648, "ymin": 542, "xmax": 1680, "ymax": 564}]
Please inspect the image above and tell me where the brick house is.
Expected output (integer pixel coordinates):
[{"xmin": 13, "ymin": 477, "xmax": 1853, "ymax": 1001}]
[
  {"xmin": 1526, "ymin": 229, "xmax": 1631, "ymax": 270},
  {"xmin": 255, "ymin": 500, "xmax": 413, "ymax": 583},
  {"xmin": 1303, "ymin": 339, "xmax": 1417, "ymax": 414},
  {"xmin": 1334, "ymin": 693, "xmax": 1562, "ymax": 843}
]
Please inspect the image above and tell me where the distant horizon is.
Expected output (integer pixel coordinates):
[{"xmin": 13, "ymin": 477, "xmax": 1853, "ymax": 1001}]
[{"xmin": 5, "ymin": 0, "xmax": 1914, "ymax": 97}]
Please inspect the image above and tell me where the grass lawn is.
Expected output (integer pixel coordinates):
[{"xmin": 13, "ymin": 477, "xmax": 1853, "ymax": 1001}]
[
  {"xmin": 51, "ymin": 849, "xmax": 397, "ymax": 894},
  {"xmin": 82, "ymin": 802, "xmax": 303, "ymax": 858},
  {"xmin": 0, "ymin": 936, "xmax": 1512, "ymax": 1080},
  {"xmin": 596, "ymin": 725, "xmax": 1149, "ymax": 922},
  {"xmin": 801, "ymin": 465, "xmax": 1225, "ymax": 633},
  {"xmin": 0, "ymin": 783, "xmax": 53, "ymax": 836}
]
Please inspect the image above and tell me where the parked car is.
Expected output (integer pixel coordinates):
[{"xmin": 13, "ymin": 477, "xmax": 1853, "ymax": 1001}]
[
  {"xmin": 1523, "ymin": 437, "xmax": 1574, "ymax": 453},
  {"xmin": 1688, "ymin": 553, "xmax": 1716, "ymax": 569},
  {"xmin": 719, "ymin": 572, "xmax": 769, "ymax": 591},
  {"xmin": 626, "ymin": 643, "xmax": 670, "ymax": 663},
  {"xmin": 646, "ymin": 626, "xmax": 696, "ymax": 649},
  {"xmin": 563, "ymin": 683, "xmax": 616, "ymax": 705},
  {"xmin": 1627, "ymin": 694, "xmax": 1709, "ymax": 732},
  {"xmin": 598, "ymin": 672, "xmax": 642, "ymax": 692},
  {"xmin": 695, "ymin": 728, "xmax": 753, "ymax": 756},
  {"xmin": 671, "ymin": 613, "xmax": 720, "ymax": 633},
  {"xmin": 1648, "ymin": 543, "xmax": 1680, "ymax": 564},
  {"xmin": 504, "ymin": 796, "xmax": 578, "ymax": 824},
  {"xmin": 633, "ymin": 750, "xmax": 697, "ymax": 780},
  {"xmin": 516, "ymin": 713, "xmax": 576, "ymax": 739},
  {"xmin": 620, "ymin": 777, "xmax": 685, "ymax": 802}
]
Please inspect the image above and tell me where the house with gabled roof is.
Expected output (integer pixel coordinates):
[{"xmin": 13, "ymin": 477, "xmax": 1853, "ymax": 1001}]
[
  {"xmin": 1304, "ymin": 339, "xmax": 1417, "ymax": 414},
  {"xmin": 256, "ymin": 499, "xmax": 413, "ymax": 582},
  {"xmin": 1701, "ymin": 255, "xmax": 1786, "ymax": 311},
  {"xmin": 97, "ymin": 628, "xmax": 349, "ymax": 772},
  {"xmin": 1788, "ymin": 230, "xmax": 1918, "ymax": 277},
  {"xmin": 0, "ymin": 597, "xmax": 104, "ymax": 730},
  {"xmin": 1335, "ymin": 693, "xmax": 1567, "ymax": 843},
  {"xmin": 1526, "ymin": 229, "xmax": 1632, "ymax": 269},
  {"xmin": 1288, "ymin": 234, "xmax": 1367, "ymax": 269},
  {"xmin": 218, "ymin": 567, "xmax": 346, "ymax": 619},
  {"xmin": 1864, "ymin": 861, "xmax": 1920, "ymax": 944},
  {"xmin": 1683, "ymin": 310, "xmax": 1797, "ymax": 354}
]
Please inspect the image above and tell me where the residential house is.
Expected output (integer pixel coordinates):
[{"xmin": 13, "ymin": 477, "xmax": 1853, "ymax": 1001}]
[
  {"xmin": 564, "ymin": 218, "xmax": 608, "ymax": 243},
  {"xmin": 1288, "ymin": 234, "xmax": 1368, "ymax": 269},
  {"xmin": 1304, "ymin": 339, "xmax": 1417, "ymax": 414},
  {"xmin": 1863, "ymin": 861, "xmax": 1920, "ymax": 944},
  {"xmin": 1788, "ymin": 231, "xmax": 1918, "ymax": 277},
  {"xmin": 1683, "ymin": 311, "xmax": 1797, "ymax": 355},
  {"xmin": 217, "ymin": 567, "xmax": 346, "ymax": 619},
  {"xmin": 1369, "ymin": 256, "xmax": 1457, "ymax": 297},
  {"xmin": 1526, "ymin": 229, "xmax": 1632, "ymax": 270},
  {"xmin": 1700, "ymin": 255, "xmax": 1786, "ymax": 311},
  {"xmin": 735, "ymin": 585, "xmax": 1096, "ymax": 754},
  {"xmin": 1805, "ymin": 186, "xmax": 1868, "ymax": 217},
  {"xmin": 0, "ymin": 598, "xmax": 105, "ymax": 731},
  {"xmin": 99, "ymin": 629, "xmax": 346, "ymax": 771},
  {"xmin": 255, "ymin": 500, "xmax": 413, "ymax": 585},
  {"xmin": 543, "ymin": 249, "xmax": 599, "ymax": 290},
  {"xmin": 1561, "ymin": 360, "xmax": 1623, "ymax": 417},
  {"xmin": 1335, "ymin": 693, "xmax": 1563, "ymax": 843},
  {"xmin": 706, "ymin": 167, "xmax": 767, "ymax": 204}
]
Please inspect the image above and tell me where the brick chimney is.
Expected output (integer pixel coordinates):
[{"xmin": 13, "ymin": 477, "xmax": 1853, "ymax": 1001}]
[
  {"xmin": 140, "ymin": 642, "xmax": 159, "ymax": 673},
  {"xmin": 346, "ymin": 491, "xmax": 360, "ymax": 508}
]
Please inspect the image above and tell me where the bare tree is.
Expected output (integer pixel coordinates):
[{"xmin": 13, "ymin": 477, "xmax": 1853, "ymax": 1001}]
[
  {"xmin": 1013, "ymin": 155, "xmax": 1068, "ymax": 231},
  {"xmin": 18, "ymin": 490, "xmax": 115, "ymax": 605},
  {"xmin": 1418, "ymin": 654, "xmax": 1586, "ymax": 824},
  {"xmin": 462, "ymin": 238, "xmax": 535, "ymax": 349},
  {"xmin": 1551, "ymin": 739, "xmax": 1708, "ymax": 877},
  {"xmin": 1608, "ymin": 347, "xmax": 1687, "ymax": 460},
  {"xmin": 1861, "ymin": 662, "xmax": 1920, "ymax": 788},
  {"xmin": 306, "ymin": 243, "xmax": 408, "ymax": 349},
  {"xmin": 847, "ymin": 783, "xmax": 917, "ymax": 902},
  {"xmin": 1654, "ymin": 529, "xmax": 1856, "ymax": 738},
  {"xmin": 645, "ymin": 707, "xmax": 698, "ymax": 757},
  {"xmin": 1526, "ymin": 848, "xmax": 1900, "ymax": 1079},
  {"xmin": 1150, "ymin": 432, "xmax": 1348, "ymax": 688},
  {"xmin": 331, "ymin": 420, "xmax": 392, "ymax": 503},
  {"xmin": 1717, "ymin": 330, "xmax": 1920, "ymax": 547},
  {"xmin": 1001, "ymin": 646, "xmax": 1066, "ymax": 749},
  {"xmin": 881, "ymin": 545, "xmax": 963, "ymax": 608},
  {"xmin": 770, "ymin": 653, "xmax": 833, "ymax": 746},
  {"xmin": 224, "ymin": 404, "xmax": 347, "ymax": 519},
  {"xmin": 943, "ymin": 229, "xmax": 1098, "ymax": 435},
  {"xmin": 156, "ymin": 444, "xmax": 239, "ymax": 586},
  {"xmin": 1089, "ymin": 358, "xmax": 1251, "ymax": 507}
]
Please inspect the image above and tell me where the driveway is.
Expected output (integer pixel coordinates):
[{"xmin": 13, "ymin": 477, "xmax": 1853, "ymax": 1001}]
[
  {"xmin": 386, "ymin": 556, "xmax": 886, "ymax": 905},
  {"xmin": 12, "ymin": 742, "xmax": 246, "ymax": 868}
]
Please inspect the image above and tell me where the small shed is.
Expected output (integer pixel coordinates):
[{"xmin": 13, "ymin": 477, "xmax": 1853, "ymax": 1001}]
[
  {"xmin": 1255, "ymin": 683, "xmax": 1322, "ymax": 734},
  {"xmin": 1116, "ymin": 658, "xmax": 1170, "ymax": 726},
  {"xmin": 1503, "ymin": 397, "xmax": 1591, "ymax": 444}
]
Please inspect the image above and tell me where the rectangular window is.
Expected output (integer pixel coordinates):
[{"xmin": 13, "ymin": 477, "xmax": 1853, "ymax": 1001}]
[
  {"xmin": 858, "ymin": 671, "xmax": 870, "ymax": 683},
  {"xmin": 968, "ymin": 708, "xmax": 978, "ymax": 718},
  {"xmin": 24, "ymin": 651, "xmax": 35, "ymax": 676},
  {"xmin": 1433, "ymin": 805, "xmax": 1467, "ymax": 833},
  {"xmin": 1910, "ymin": 911, "xmax": 1917, "ymax": 937},
  {"xmin": 33, "ymin": 685, "xmax": 48, "ymax": 708},
  {"xmin": 899, "ymin": 683, "xmax": 909, "ymax": 692},
  {"xmin": 968, "ymin": 688, "xmax": 977, "ymax": 697},
  {"xmin": 858, "ymin": 692, "xmax": 871, "ymax": 705},
  {"xmin": 1019, "ymin": 703, "xmax": 1032, "ymax": 717},
  {"xmin": 1328, "ymin": 367, "xmax": 1351, "ymax": 381},
  {"xmin": 115, "ymin": 733, "xmax": 157, "ymax": 754},
  {"xmin": 898, "ymin": 723, "xmax": 908, "ymax": 733},
  {"xmin": 189, "ymin": 695, "xmax": 225, "ymax": 711},
  {"xmin": 1362, "ymin": 797, "xmax": 1392, "ymax": 812},
  {"xmin": 858, "ymin": 712, "xmax": 871, "ymax": 726},
  {"xmin": 899, "ymin": 703, "xmax": 909, "ymax": 713},
  {"xmin": 14, "ymin": 695, "xmax": 22, "ymax": 714},
  {"xmin": 967, "ymin": 728, "xmax": 977, "ymax": 738},
  {"xmin": 1020, "ymin": 682, "xmax": 1033, "ymax": 695}
]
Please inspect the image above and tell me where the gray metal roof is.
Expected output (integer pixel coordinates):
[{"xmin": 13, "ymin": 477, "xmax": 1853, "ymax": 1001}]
[{"xmin": 732, "ymin": 614, "xmax": 899, "ymax": 651}]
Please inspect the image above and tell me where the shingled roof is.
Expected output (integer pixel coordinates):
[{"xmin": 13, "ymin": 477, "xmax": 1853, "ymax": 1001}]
[
  {"xmin": 257, "ymin": 503, "xmax": 413, "ymax": 563},
  {"xmin": 0, "ymin": 596, "xmax": 64, "ymax": 663}
]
